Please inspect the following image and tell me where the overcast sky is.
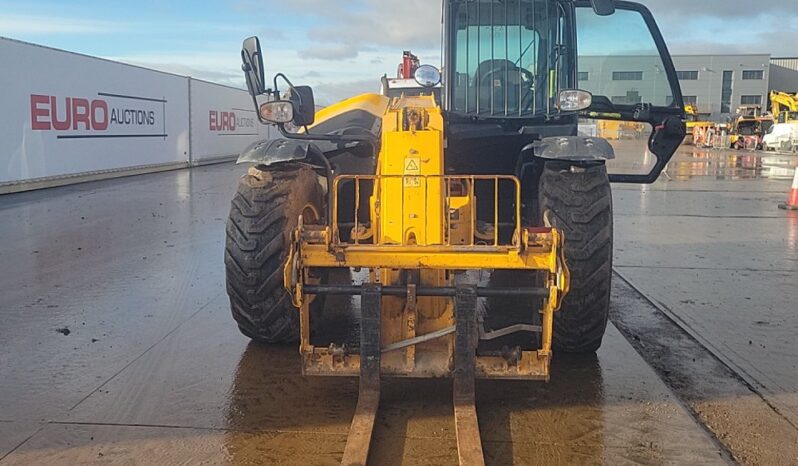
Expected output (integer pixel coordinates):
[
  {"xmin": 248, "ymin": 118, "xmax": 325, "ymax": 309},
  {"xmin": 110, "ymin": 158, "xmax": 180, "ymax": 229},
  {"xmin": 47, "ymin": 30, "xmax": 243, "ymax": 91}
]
[{"xmin": 1, "ymin": 0, "xmax": 796, "ymax": 104}]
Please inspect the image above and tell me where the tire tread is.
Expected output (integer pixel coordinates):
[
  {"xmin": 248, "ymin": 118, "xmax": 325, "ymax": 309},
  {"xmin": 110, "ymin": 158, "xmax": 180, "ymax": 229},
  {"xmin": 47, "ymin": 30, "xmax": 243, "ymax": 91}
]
[
  {"xmin": 224, "ymin": 164, "xmax": 323, "ymax": 344},
  {"xmin": 539, "ymin": 162, "xmax": 613, "ymax": 353}
]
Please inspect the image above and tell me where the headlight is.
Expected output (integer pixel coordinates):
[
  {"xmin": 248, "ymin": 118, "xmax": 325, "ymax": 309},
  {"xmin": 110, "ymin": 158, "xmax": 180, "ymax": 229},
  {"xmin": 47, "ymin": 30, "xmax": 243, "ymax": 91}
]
[
  {"xmin": 259, "ymin": 101, "xmax": 294, "ymax": 124},
  {"xmin": 558, "ymin": 90, "xmax": 593, "ymax": 112}
]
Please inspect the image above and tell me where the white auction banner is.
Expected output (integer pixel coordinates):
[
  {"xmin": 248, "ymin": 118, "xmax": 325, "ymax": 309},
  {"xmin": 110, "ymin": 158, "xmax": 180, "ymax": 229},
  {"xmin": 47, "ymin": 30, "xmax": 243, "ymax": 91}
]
[
  {"xmin": 189, "ymin": 79, "xmax": 270, "ymax": 163},
  {"xmin": 0, "ymin": 37, "xmax": 190, "ymax": 185}
]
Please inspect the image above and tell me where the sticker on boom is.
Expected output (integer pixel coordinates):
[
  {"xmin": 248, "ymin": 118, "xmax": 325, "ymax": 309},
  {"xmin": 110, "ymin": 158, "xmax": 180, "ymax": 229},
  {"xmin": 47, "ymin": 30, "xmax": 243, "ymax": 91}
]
[
  {"xmin": 404, "ymin": 158, "xmax": 420, "ymax": 174},
  {"xmin": 404, "ymin": 157, "xmax": 421, "ymax": 188}
]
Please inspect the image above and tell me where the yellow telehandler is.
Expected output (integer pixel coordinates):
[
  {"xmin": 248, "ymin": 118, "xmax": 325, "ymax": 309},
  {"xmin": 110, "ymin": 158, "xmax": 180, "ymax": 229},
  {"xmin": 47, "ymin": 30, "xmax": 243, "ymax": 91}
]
[{"xmin": 225, "ymin": 0, "xmax": 686, "ymax": 463}]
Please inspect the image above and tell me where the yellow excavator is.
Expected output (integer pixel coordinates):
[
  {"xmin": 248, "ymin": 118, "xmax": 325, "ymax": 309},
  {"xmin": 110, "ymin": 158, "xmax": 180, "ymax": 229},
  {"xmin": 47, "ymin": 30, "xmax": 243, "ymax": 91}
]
[
  {"xmin": 226, "ymin": 1, "xmax": 685, "ymax": 463},
  {"xmin": 770, "ymin": 91, "xmax": 798, "ymax": 124}
]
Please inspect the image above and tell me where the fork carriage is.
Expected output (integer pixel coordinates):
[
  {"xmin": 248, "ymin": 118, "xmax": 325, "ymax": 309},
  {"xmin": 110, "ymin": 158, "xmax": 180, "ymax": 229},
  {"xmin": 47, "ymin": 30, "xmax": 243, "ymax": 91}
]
[{"xmin": 285, "ymin": 98, "xmax": 570, "ymax": 383}]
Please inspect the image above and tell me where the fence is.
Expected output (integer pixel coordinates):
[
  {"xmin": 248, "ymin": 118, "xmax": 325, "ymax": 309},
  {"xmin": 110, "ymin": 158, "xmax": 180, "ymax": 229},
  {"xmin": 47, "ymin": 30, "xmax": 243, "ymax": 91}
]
[{"xmin": 0, "ymin": 37, "xmax": 271, "ymax": 193}]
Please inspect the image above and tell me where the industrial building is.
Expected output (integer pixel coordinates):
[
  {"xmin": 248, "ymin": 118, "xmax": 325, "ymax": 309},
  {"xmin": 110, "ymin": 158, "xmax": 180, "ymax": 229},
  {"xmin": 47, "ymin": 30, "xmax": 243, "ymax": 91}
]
[
  {"xmin": 770, "ymin": 57, "xmax": 798, "ymax": 95},
  {"xmin": 579, "ymin": 54, "xmax": 798, "ymax": 122}
]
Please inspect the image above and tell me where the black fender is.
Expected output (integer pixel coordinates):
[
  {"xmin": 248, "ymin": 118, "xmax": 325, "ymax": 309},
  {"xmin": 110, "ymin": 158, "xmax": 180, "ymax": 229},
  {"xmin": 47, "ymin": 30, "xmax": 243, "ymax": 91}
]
[
  {"xmin": 237, "ymin": 139, "xmax": 323, "ymax": 166},
  {"xmin": 515, "ymin": 136, "xmax": 613, "ymax": 223},
  {"xmin": 521, "ymin": 136, "xmax": 615, "ymax": 163},
  {"xmin": 515, "ymin": 136, "xmax": 614, "ymax": 187},
  {"xmin": 236, "ymin": 138, "xmax": 376, "ymax": 228}
]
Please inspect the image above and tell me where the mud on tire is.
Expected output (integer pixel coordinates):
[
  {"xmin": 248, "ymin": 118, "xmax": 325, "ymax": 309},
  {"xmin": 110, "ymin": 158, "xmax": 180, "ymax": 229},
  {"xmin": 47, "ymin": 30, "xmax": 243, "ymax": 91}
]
[
  {"xmin": 538, "ymin": 162, "xmax": 613, "ymax": 353},
  {"xmin": 225, "ymin": 164, "xmax": 324, "ymax": 344}
]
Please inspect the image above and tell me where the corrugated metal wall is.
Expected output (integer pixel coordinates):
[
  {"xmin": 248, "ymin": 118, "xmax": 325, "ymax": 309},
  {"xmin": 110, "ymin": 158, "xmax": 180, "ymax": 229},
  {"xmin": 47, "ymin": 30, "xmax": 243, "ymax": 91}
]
[
  {"xmin": 771, "ymin": 58, "xmax": 798, "ymax": 71},
  {"xmin": 770, "ymin": 57, "xmax": 798, "ymax": 94}
]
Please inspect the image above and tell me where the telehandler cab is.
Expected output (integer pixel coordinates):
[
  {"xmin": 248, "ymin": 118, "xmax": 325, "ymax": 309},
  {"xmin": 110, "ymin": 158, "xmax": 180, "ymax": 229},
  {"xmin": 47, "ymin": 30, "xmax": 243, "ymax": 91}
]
[{"xmin": 225, "ymin": 0, "xmax": 685, "ymax": 463}]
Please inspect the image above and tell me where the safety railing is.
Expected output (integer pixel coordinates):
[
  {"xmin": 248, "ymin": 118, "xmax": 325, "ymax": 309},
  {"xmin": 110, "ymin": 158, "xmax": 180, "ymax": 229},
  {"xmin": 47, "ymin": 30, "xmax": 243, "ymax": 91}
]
[{"xmin": 331, "ymin": 174, "xmax": 522, "ymax": 247}]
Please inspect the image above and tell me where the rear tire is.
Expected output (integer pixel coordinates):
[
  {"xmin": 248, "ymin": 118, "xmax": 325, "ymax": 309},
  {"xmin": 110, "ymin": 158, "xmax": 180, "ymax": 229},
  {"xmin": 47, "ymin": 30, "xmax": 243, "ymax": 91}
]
[
  {"xmin": 225, "ymin": 164, "xmax": 324, "ymax": 344},
  {"xmin": 538, "ymin": 162, "xmax": 613, "ymax": 353}
]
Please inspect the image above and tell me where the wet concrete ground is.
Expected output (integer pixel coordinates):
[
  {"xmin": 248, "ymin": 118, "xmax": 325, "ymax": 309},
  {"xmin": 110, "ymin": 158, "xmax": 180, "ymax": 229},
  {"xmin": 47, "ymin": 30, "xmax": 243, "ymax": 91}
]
[
  {"xmin": 612, "ymin": 146, "xmax": 798, "ymax": 425},
  {"xmin": 0, "ymin": 146, "xmax": 795, "ymax": 464}
]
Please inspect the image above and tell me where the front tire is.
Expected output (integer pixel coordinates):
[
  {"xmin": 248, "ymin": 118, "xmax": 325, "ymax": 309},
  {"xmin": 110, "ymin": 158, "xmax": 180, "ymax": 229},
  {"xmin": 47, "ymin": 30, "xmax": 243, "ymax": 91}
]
[
  {"xmin": 538, "ymin": 162, "xmax": 613, "ymax": 353},
  {"xmin": 225, "ymin": 164, "xmax": 324, "ymax": 344}
]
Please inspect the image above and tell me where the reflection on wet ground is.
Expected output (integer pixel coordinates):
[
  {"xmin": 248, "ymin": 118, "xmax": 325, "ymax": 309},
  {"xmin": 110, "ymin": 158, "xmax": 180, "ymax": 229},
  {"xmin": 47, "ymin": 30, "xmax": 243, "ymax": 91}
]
[
  {"xmin": 607, "ymin": 139, "xmax": 798, "ymax": 181},
  {"xmin": 664, "ymin": 146, "xmax": 798, "ymax": 181},
  {"xmin": 612, "ymin": 143, "xmax": 798, "ymax": 463},
  {"xmin": 0, "ymin": 161, "xmax": 730, "ymax": 464}
]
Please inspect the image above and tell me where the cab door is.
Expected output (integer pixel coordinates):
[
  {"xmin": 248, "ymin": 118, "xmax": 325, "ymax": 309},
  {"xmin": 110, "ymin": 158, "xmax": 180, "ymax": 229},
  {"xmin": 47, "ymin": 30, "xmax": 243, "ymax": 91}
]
[{"xmin": 574, "ymin": 1, "xmax": 686, "ymax": 183}]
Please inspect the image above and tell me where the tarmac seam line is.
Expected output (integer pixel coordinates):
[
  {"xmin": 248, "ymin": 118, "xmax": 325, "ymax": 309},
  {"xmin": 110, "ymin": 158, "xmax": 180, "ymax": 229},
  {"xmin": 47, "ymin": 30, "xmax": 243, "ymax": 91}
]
[
  {"xmin": 609, "ymin": 275, "xmax": 739, "ymax": 464},
  {"xmin": 0, "ymin": 423, "xmax": 47, "ymax": 463},
  {"xmin": 65, "ymin": 291, "xmax": 224, "ymax": 413},
  {"xmin": 613, "ymin": 188, "xmax": 790, "ymax": 194},
  {"xmin": 613, "ymin": 268, "xmax": 798, "ymax": 432},
  {"xmin": 48, "ymin": 420, "xmax": 351, "ymax": 438},
  {"xmin": 616, "ymin": 214, "xmax": 785, "ymax": 219},
  {"xmin": 615, "ymin": 265, "xmax": 794, "ymax": 273}
]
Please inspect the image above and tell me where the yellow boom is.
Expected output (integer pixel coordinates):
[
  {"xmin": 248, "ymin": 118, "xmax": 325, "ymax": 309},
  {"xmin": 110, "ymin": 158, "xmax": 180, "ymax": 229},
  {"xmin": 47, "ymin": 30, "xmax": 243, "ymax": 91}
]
[{"xmin": 770, "ymin": 91, "xmax": 798, "ymax": 123}]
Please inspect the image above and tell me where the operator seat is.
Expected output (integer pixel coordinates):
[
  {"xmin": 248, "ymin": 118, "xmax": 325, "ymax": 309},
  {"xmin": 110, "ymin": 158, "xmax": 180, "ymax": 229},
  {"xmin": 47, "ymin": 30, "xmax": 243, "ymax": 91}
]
[{"xmin": 473, "ymin": 59, "xmax": 522, "ymax": 114}]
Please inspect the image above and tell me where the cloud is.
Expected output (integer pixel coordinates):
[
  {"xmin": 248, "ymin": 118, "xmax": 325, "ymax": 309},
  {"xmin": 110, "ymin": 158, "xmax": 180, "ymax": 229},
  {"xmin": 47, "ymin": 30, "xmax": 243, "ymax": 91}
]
[
  {"xmin": 256, "ymin": 0, "xmax": 441, "ymax": 55},
  {"xmin": 311, "ymin": 79, "xmax": 382, "ymax": 106},
  {"xmin": 9, "ymin": 0, "xmax": 795, "ymax": 107},
  {"xmin": 305, "ymin": 0, "xmax": 442, "ymax": 50},
  {"xmin": 299, "ymin": 45, "xmax": 360, "ymax": 61},
  {"xmin": 641, "ymin": 0, "xmax": 798, "ymax": 56},
  {"xmin": 107, "ymin": 52, "xmax": 247, "ymax": 88},
  {"xmin": 642, "ymin": 0, "xmax": 798, "ymax": 19},
  {"xmin": 301, "ymin": 70, "xmax": 323, "ymax": 78},
  {"xmin": 0, "ymin": 14, "xmax": 122, "ymax": 34},
  {"xmin": 255, "ymin": 0, "xmax": 797, "ymax": 68}
]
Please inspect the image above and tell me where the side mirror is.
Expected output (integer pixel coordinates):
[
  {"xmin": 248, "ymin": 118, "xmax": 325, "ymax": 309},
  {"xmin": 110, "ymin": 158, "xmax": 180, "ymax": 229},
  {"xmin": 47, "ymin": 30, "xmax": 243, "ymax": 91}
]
[
  {"xmin": 241, "ymin": 36, "xmax": 266, "ymax": 96},
  {"xmin": 590, "ymin": 0, "xmax": 615, "ymax": 16},
  {"xmin": 414, "ymin": 65, "xmax": 442, "ymax": 88},
  {"xmin": 290, "ymin": 85, "xmax": 316, "ymax": 127}
]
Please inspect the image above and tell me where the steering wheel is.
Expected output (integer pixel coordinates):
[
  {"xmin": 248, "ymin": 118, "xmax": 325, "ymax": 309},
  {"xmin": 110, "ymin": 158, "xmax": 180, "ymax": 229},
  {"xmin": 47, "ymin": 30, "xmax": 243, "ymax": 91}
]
[{"xmin": 479, "ymin": 65, "xmax": 536, "ymax": 110}]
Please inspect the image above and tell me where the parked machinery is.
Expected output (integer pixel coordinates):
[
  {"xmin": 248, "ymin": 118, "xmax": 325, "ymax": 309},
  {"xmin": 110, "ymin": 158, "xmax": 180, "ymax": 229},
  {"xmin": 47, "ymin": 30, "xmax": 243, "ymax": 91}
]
[
  {"xmin": 227, "ymin": 0, "xmax": 685, "ymax": 463},
  {"xmin": 764, "ymin": 92, "xmax": 798, "ymax": 152},
  {"xmin": 684, "ymin": 104, "xmax": 716, "ymax": 146},
  {"xmin": 729, "ymin": 105, "xmax": 774, "ymax": 150},
  {"xmin": 770, "ymin": 91, "xmax": 798, "ymax": 124}
]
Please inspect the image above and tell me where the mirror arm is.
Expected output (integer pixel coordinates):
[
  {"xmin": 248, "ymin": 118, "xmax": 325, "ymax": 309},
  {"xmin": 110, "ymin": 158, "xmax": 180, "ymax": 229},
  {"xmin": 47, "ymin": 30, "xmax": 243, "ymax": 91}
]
[
  {"xmin": 267, "ymin": 72, "xmax": 377, "ymax": 150},
  {"xmin": 305, "ymin": 145, "xmax": 335, "ymax": 224},
  {"xmin": 276, "ymin": 124, "xmax": 379, "ymax": 156},
  {"xmin": 273, "ymin": 73, "xmax": 296, "ymax": 96},
  {"xmin": 277, "ymin": 124, "xmax": 378, "ymax": 146}
]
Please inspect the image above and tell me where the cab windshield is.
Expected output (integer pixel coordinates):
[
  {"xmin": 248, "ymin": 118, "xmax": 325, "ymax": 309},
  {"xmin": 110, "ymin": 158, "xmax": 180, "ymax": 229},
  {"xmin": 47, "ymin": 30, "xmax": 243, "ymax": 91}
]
[{"xmin": 450, "ymin": 0, "xmax": 564, "ymax": 118}]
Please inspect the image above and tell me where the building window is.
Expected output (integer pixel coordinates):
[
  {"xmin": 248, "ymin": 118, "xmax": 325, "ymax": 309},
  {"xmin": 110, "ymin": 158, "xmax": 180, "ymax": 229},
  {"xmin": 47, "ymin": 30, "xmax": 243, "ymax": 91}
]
[
  {"xmin": 611, "ymin": 91, "xmax": 642, "ymax": 105},
  {"xmin": 676, "ymin": 71, "xmax": 699, "ymax": 80},
  {"xmin": 741, "ymin": 95, "xmax": 762, "ymax": 105},
  {"xmin": 612, "ymin": 71, "xmax": 643, "ymax": 81},
  {"xmin": 721, "ymin": 71, "xmax": 733, "ymax": 113},
  {"xmin": 578, "ymin": 71, "xmax": 589, "ymax": 81},
  {"xmin": 742, "ymin": 70, "xmax": 764, "ymax": 80},
  {"xmin": 683, "ymin": 96, "xmax": 698, "ymax": 105}
]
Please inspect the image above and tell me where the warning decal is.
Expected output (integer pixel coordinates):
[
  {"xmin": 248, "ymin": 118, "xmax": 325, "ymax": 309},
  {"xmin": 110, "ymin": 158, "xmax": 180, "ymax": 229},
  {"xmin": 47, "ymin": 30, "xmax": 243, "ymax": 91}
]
[{"xmin": 404, "ymin": 158, "xmax": 420, "ymax": 174}]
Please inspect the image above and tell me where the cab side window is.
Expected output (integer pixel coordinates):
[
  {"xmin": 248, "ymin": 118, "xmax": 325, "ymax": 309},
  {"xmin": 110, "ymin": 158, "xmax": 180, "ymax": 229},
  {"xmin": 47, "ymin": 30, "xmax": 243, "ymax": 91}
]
[{"xmin": 576, "ymin": 9, "xmax": 675, "ymax": 108}]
